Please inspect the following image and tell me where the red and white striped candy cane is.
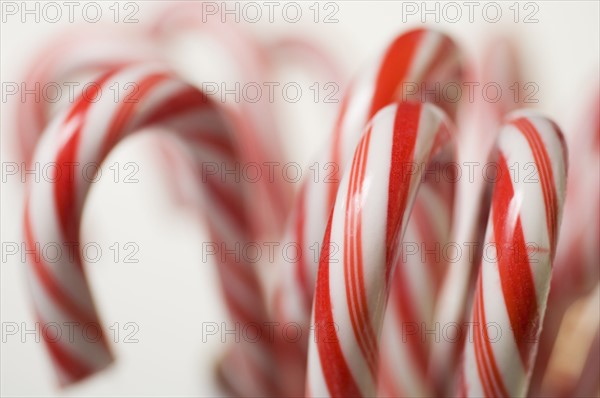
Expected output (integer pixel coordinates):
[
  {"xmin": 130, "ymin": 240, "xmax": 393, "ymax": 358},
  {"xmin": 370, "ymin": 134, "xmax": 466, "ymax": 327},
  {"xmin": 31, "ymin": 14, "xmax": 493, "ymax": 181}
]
[
  {"xmin": 18, "ymin": 18, "xmax": 295, "ymax": 394},
  {"xmin": 429, "ymin": 38, "xmax": 525, "ymax": 393},
  {"xmin": 151, "ymin": 9, "xmax": 341, "ymax": 394},
  {"xmin": 528, "ymin": 86, "xmax": 599, "ymax": 397},
  {"xmin": 457, "ymin": 111, "xmax": 568, "ymax": 397},
  {"xmin": 23, "ymin": 65, "xmax": 277, "ymax": 390},
  {"xmin": 378, "ymin": 36, "xmax": 528, "ymax": 398},
  {"xmin": 306, "ymin": 101, "xmax": 455, "ymax": 397},
  {"xmin": 151, "ymin": 4, "xmax": 296, "ymax": 239},
  {"xmin": 16, "ymin": 31, "xmax": 160, "ymax": 164},
  {"xmin": 273, "ymin": 29, "xmax": 462, "ymax": 396},
  {"xmin": 276, "ymin": 27, "xmax": 463, "ymax": 335}
]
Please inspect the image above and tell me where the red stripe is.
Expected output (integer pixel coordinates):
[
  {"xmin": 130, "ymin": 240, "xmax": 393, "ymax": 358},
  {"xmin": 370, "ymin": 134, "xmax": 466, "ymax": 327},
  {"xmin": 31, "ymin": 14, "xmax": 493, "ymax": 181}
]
[
  {"xmin": 141, "ymin": 86, "xmax": 213, "ymax": 126},
  {"xmin": 512, "ymin": 118, "xmax": 559, "ymax": 255},
  {"xmin": 203, "ymin": 174, "xmax": 248, "ymax": 229},
  {"xmin": 100, "ymin": 73, "xmax": 170, "ymax": 158},
  {"xmin": 244, "ymin": 351, "xmax": 280, "ymax": 396},
  {"xmin": 220, "ymin": 345, "xmax": 280, "ymax": 397},
  {"xmin": 315, "ymin": 211, "xmax": 361, "ymax": 397},
  {"xmin": 343, "ymin": 130, "xmax": 363, "ymax": 374},
  {"xmin": 473, "ymin": 278, "xmax": 497, "ymax": 398},
  {"xmin": 478, "ymin": 274, "xmax": 509, "ymax": 397},
  {"xmin": 65, "ymin": 71, "xmax": 117, "ymax": 122},
  {"xmin": 227, "ymin": 111, "xmax": 289, "ymax": 227},
  {"xmin": 547, "ymin": 120, "xmax": 568, "ymax": 177},
  {"xmin": 208, "ymin": 229, "xmax": 273, "ymax": 366},
  {"xmin": 355, "ymin": 125, "xmax": 379, "ymax": 355},
  {"xmin": 385, "ymin": 102, "xmax": 421, "ymax": 281},
  {"xmin": 221, "ymin": 290, "xmax": 262, "ymax": 333},
  {"xmin": 350, "ymin": 125, "xmax": 379, "ymax": 374},
  {"xmin": 378, "ymin": 349, "xmax": 405, "ymax": 397},
  {"xmin": 35, "ymin": 311, "xmax": 99, "ymax": 384},
  {"xmin": 24, "ymin": 206, "xmax": 105, "ymax": 332},
  {"xmin": 515, "ymin": 119, "xmax": 555, "ymax": 250},
  {"xmin": 368, "ymin": 30, "xmax": 424, "ymax": 118},
  {"xmin": 210, "ymin": 233, "xmax": 263, "ymax": 301},
  {"xmin": 343, "ymin": 132, "xmax": 376, "ymax": 377},
  {"xmin": 54, "ymin": 72, "xmax": 115, "ymax": 246},
  {"xmin": 212, "ymin": 266, "xmax": 270, "ymax": 337},
  {"xmin": 186, "ymin": 132, "xmax": 236, "ymax": 159},
  {"xmin": 493, "ymin": 154, "xmax": 539, "ymax": 368}
]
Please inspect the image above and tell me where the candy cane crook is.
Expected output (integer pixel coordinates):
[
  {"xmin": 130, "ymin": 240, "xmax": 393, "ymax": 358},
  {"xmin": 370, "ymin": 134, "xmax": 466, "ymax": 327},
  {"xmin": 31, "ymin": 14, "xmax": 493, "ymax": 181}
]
[
  {"xmin": 276, "ymin": 25, "xmax": 463, "ymax": 342},
  {"xmin": 16, "ymin": 32, "xmax": 160, "ymax": 164},
  {"xmin": 270, "ymin": 29, "xmax": 463, "ymax": 397},
  {"xmin": 23, "ymin": 64, "xmax": 275, "ymax": 388},
  {"xmin": 306, "ymin": 101, "xmax": 455, "ymax": 397},
  {"xmin": 429, "ymin": 37, "xmax": 525, "ymax": 392},
  {"xmin": 457, "ymin": 111, "xmax": 568, "ymax": 397}
]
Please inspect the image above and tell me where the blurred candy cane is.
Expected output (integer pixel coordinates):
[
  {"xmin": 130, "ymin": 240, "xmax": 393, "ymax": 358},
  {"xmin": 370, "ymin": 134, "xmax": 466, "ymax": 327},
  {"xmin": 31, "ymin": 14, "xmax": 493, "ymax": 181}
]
[
  {"xmin": 150, "ymin": 8, "xmax": 344, "ymax": 395},
  {"xmin": 23, "ymin": 65, "xmax": 277, "ymax": 391},
  {"xmin": 16, "ymin": 31, "xmax": 160, "ymax": 164},
  {"xmin": 17, "ymin": 13, "xmax": 335, "ymax": 393},
  {"xmin": 457, "ymin": 111, "xmax": 568, "ymax": 397},
  {"xmin": 151, "ymin": 3, "xmax": 297, "ymax": 239},
  {"xmin": 429, "ymin": 38, "xmax": 524, "ymax": 392},
  {"xmin": 306, "ymin": 101, "xmax": 455, "ymax": 397},
  {"xmin": 377, "ymin": 181, "xmax": 453, "ymax": 397},
  {"xmin": 152, "ymin": 6, "xmax": 344, "ymax": 242}
]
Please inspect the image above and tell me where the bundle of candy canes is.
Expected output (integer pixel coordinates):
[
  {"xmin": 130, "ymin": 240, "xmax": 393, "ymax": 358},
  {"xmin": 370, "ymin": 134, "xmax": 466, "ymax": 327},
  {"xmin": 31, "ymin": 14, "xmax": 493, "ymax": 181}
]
[{"xmin": 16, "ymin": 5, "xmax": 599, "ymax": 398}]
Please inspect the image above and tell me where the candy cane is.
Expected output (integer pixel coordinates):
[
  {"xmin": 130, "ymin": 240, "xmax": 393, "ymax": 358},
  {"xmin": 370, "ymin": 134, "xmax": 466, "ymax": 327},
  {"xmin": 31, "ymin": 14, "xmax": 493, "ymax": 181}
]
[
  {"xmin": 18, "ymin": 17, "xmax": 295, "ymax": 393},
  {"xmin": 151, "ymin": 3, "xmax": 295, "ymax": 239},
  {"xmin": 305, "ymin": 101, "xmax": 455, "ymax": 397},
  {"xmin": 457, "ymin": 111, "xmax": 568, "ymax": 397},
  {"xmin": 276, "ymin": 26, "xmax": 463, "ymax": 335},
  {"xmin": 429, "ymin": 38, "xmax": 524, "ymax": 392},
  {"xmin": 377, "ymin": 181, "xmax": 453, "ymax": 397},
  {"xmin": 272, "ymin": 29, "xmax": 462, "ymax": 396},
  {"xmin": 378, "ymin": 36, "xmax": 528, "ymax": 398},
  {"xmin": 23, "ymin": 65, "xmax": 277, "ymax": 392},
  {"xmin": 150, "ymin": 9, "xmax": 331, "ymax": 394},
  {"xmin": 16, "ymin": 31, "xmax": 160, "ymax": 164},
  {"xmin": 528, "ymin": 86, "xmax": 599, "ymax": 397}
]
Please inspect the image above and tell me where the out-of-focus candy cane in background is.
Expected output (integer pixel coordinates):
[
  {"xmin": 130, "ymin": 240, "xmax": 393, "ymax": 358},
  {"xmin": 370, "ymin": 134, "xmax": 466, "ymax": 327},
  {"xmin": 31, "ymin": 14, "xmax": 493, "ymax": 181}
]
[{"xmin": 1, "ymin": 1, "xmax": 598, "ymax": 397}]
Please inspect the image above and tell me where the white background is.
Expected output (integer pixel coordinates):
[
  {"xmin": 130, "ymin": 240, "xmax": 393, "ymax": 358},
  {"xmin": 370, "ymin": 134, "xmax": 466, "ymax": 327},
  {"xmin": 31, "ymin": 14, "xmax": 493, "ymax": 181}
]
[{"xmin": 1, "ymin": 1, "xmax": 599, "ymax": 396}]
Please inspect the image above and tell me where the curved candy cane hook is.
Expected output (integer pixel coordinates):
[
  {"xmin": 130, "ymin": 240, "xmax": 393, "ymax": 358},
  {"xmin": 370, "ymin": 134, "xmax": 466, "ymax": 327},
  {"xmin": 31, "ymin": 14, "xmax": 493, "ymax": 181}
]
[
  {"xmin": 306, "ymin": 101, "xmax": 455, "ymax": 397},
  {"xmin": 23, "ymin": 65, "xmax": 275, "ymax": 389},
  {"xmin": 458, "ymin": 111, "xmax": 568, "ymax": 397}
]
